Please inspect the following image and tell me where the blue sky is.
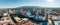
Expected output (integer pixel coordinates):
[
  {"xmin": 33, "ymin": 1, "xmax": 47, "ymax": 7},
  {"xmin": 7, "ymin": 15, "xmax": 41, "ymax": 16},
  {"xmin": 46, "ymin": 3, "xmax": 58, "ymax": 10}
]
[{"xmin": 0, "ymin": 0, "xmax": 60, "ymax": 8}]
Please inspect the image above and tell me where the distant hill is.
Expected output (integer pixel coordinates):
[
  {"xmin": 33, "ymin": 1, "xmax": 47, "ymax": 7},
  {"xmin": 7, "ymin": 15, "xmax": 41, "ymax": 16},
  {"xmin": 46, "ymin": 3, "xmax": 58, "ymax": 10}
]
[{"xmin": 0, "ymin": 6, "xmax": 60, "ymax": 9}]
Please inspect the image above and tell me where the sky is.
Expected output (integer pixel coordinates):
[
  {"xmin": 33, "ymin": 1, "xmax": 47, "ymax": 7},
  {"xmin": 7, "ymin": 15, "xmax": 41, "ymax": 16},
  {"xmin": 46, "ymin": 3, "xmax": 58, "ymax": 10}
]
[{"xmin": 0, "ymin": 0, "xmax": 60, "ymax": 8}]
